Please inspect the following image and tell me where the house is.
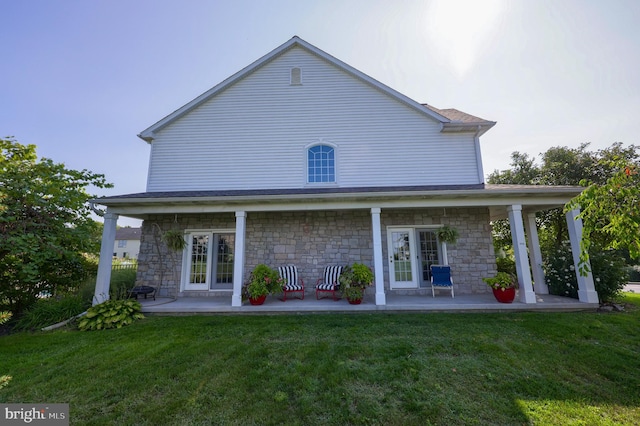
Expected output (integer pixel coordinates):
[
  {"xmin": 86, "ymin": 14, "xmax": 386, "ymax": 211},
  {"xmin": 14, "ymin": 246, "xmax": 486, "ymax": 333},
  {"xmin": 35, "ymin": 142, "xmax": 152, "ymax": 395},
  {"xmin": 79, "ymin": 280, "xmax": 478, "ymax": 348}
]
[
  {"xmin": 92, "ymin": 36, "xmax": 599, "ymax": 308},
  {"xmin": 113, "ymin": 227, "xmax": 141, "ymax": 259}
]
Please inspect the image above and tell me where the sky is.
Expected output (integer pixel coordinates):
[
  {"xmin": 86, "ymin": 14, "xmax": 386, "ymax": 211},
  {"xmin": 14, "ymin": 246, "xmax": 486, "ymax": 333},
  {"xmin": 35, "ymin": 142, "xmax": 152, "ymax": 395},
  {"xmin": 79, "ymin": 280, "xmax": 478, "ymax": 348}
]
[{"xmin": 2, "ymin": 0, "xmax": 639, "ymax": 227}]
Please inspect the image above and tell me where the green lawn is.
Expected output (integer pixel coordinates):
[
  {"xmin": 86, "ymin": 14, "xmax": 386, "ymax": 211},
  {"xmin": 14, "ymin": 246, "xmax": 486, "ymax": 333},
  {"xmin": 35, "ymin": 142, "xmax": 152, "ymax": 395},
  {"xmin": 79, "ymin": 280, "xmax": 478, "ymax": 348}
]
[{"xmin": 1, "ymin": 295, "xmax": 639, "ymax": 425}]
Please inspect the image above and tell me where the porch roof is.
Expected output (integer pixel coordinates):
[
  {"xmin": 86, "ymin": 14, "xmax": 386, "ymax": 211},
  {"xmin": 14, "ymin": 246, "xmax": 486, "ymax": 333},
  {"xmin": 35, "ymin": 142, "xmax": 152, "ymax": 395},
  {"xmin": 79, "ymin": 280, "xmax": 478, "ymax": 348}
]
[{"xmin": 92, "ymin": 183, "xmax": 583, "ymax": 220}]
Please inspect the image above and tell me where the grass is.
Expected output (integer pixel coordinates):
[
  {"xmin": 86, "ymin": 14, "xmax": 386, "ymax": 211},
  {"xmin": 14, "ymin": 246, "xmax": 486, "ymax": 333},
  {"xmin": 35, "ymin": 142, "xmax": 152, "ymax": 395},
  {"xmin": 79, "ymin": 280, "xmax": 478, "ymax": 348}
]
[{"xmin": 1, "ymin": 295, "xmax": 639, "ymax": 425}]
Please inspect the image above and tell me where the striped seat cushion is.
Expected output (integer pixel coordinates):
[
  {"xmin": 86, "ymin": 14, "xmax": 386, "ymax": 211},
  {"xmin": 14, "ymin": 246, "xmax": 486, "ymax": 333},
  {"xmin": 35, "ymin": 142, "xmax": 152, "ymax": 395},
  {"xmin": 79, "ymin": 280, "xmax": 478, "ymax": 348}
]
[
  {"xmin": 317, "ymin": 265, "xmax": 343, "ymax": 289},
  {"xmin": 278, "ymin": 265, "xmax": 302, "ymax": 291},
  {"xmin": 316, "ymin": 282, "xmax": 335, "ymax": 291}
]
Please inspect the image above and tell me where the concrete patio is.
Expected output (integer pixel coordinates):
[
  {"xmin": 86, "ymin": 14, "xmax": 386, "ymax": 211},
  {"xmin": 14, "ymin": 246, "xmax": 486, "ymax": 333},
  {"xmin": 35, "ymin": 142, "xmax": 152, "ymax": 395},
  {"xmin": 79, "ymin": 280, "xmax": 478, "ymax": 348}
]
[{"xmin": 137, "ymin": 292, "xmax": 597, "ymax": 314}]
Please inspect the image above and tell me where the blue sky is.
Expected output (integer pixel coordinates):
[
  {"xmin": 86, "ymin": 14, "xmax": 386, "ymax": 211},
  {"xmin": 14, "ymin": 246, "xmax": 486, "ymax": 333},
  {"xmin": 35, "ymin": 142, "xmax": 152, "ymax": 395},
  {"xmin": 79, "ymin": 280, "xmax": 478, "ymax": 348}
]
[{"xmin": 2, "ymin": 1, "xmax": 639, "ymax": 227}]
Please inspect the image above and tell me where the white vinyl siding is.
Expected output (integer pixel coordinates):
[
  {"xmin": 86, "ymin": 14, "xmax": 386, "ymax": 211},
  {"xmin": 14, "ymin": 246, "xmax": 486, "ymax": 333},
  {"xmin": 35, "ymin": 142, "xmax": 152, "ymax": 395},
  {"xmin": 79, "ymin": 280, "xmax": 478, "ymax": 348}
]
[{"xmin": 146, "ymin": 47, "xmax": 481, "ymax": 192}]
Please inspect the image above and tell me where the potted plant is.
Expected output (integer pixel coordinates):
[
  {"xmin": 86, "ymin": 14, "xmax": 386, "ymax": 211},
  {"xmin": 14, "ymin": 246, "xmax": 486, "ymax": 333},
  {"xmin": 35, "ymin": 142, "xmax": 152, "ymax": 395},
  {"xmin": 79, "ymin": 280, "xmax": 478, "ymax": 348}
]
[
  {"xmin": 162, "ymin": 229, "xmax": 187, "ymax": 251},
  {"xmin": 436, "ymin": 225, "xmax": 458, "ymax": 244},
  {"xmin": 243, "ymin": 264, "xmax": 283, "ymax": 305},
  {"xmin": 436, "ymin": 225, "xmax": 458, "ymax": 265},
  {"xmin": 482, "ymin": 272, "xmax": 517, "ymax": 303},
  {"xmin": 339, "ymin": 263, "xmax": 374, "ymax": 304}
]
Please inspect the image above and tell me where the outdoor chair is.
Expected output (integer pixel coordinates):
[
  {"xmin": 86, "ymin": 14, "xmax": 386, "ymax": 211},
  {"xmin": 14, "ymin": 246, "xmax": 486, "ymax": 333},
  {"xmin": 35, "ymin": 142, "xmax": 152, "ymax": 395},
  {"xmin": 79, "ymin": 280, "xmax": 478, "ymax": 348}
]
[
  {"xmin": 430, "ymin": 265, "xmax": 454, "ymax": 298},
  {"xmin": 278, "ymin": 265, "xmax": 305, "ymax": 301},
  {"xmin": 315, "ymin": 265, "xmax": 343, "ymax": 300},
  {"xmin": 128, "ymin": 282, "xmax": 158, "ymax": 301}
]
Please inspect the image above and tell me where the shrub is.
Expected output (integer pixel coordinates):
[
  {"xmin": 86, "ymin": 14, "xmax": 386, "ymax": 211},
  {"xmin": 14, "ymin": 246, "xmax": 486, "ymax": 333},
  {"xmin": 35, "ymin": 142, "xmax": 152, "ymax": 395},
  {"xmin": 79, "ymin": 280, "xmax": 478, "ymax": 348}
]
[
  {"xmin": 589, "ymin": 250, "xmax": 629, "ymax": 302},
  {"xmin": 496, "ymin": 257, "xmax": 516, "ymax": 275},
  {"xmin": 543, "ymin": 242, "xmax": 628, "ymax": 302},
  {"xmin": 77, "ymin": 299, "xmax": 144, "ymax": 331},
  {"xmin": 109, "ymin": 268, "xmax": 138, "ymax": 300},
  {"xmin": 14, "ymin": 295, "xmax": 89, "ymax": 331}
]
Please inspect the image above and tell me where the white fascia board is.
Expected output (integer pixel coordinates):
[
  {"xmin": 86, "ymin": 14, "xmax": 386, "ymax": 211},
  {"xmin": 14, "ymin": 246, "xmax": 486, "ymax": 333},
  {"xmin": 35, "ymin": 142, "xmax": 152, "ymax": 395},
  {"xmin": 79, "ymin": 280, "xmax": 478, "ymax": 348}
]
[
  {"xmin": 106, "ymin": 196, "xmax": 571, "ymax": 217},
  {"xmin": 95, "ymin": 185, "xmax": 582, "ymax": 207},
  {"xmin": 97, "ymin": 191, "xmax": 577, "ymax": 217},
  {"xmin": 137, "ymin": 37, "xmax": 451, "ymax": 142}
]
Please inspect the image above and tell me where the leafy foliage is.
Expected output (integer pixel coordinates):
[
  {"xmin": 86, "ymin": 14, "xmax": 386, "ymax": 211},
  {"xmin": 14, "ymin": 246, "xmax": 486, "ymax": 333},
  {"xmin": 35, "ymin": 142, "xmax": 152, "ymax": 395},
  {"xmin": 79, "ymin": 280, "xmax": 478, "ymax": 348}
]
[
  {"xmin": 482, "ymin": 272, "xmax": 516, "ymax": 290},
  {"xmin": 495, "ymin": 256, "xmax": 516, "ymax": 275},
  {"xmin": 108, "ymin": 268, "xmax": 138, "ymax": 300},
  {"xmin": 243, "ymin": 264, "xmax": 282, "ymax": 299},
  {"xmin": 77, "ymin": 299, "xmax": 144, "ymax": 331},
  {"xmin": 162, "ymin": 230, "xmax": 187, "ymax": 251},
  {"xmin": 0, "ymin": 311, "xmax": 12, "ymax": 325},
  {"xmin": 0, "ymin": 138, "xmax": 111, "ymax": 314},
  {"xmin": 567, "ymin": 161, "xmax": 640, "ymax": 264},
  {"xmin": 14, "ymin": 294, "xmax": 89, "ymax": 331},
  {"xmin": 488, "ymin": 143, "xmax": 639, "ymax": 252},
  {"xmin": 435, "ymin": 225, "xmax": 459, "ymax": 244},
  {"xmin": 543, "ymin": 242, "xmax": 628, "ymax": 302},
  {"xmin": 339, "ymin": 263, "xmax": 374, "ymax": 301}
]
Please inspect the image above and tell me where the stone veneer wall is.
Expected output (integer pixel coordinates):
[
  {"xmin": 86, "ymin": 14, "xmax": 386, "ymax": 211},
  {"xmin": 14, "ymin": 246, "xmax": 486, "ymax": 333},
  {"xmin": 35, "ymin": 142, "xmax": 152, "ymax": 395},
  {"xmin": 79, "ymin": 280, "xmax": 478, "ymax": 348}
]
[
  {"xmin": 135, "ymin": 208, "xmax": 496, "ymax": 298},
  {"xmin": 136, "ymin": 213, "xmax": 236, "ymax": 298},
  {"xmin": 381, "ymin": 207, "xmax": 496, "ymax": 295},
  {"xmin": 244, "ymin": 211, "xmax": 373, "ymax": 287}
]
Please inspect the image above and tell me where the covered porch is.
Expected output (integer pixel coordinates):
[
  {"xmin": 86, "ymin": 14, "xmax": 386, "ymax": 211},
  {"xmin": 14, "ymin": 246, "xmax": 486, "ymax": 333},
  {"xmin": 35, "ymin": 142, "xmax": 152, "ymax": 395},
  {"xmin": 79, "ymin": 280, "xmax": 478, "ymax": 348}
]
[{"xmin": 92, "ymin": 184, "xmax": 600, "ymax": 311}]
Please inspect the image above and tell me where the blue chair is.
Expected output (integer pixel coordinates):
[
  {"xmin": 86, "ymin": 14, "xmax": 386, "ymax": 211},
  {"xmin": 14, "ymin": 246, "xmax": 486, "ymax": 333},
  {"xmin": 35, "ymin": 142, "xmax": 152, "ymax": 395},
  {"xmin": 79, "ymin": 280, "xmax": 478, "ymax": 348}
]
[{"xmin": 430, "ymin": 265, "xmax": 454, "ymax": 298}]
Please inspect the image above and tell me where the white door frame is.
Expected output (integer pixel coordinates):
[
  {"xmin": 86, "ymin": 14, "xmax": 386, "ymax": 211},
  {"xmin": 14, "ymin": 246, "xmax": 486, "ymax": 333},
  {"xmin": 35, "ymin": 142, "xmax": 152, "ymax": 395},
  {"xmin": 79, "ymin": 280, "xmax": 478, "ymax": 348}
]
[
  {"xmin": 387, "ymin": 227, "xmax": 419, "ymax": 289},
  {"xmin": 181, "ymin": 228, "xmax": 236, "ymax": 292},
  {"xmin": 182, "ymin": 231, "xmax": 213, "ymax": 291}
]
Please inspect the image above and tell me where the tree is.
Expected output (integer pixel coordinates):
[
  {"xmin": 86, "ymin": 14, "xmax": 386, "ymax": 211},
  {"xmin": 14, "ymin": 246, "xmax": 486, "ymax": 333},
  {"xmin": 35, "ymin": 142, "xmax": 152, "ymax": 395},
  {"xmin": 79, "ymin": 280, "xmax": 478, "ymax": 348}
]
[
  {"xmin": 567, "ymin": 161, "xmax": 640, "ymax": 265},
  {"xmin": 0, "ymin": 138, "xmax": 112, "ymax": 314},
  {"xmin": 488, "ymin": 142, "xmax": 639, "ymax": 301},
  {"xmin": 488, "ymin": 143, "xmax": 639, "ymax": 252}
]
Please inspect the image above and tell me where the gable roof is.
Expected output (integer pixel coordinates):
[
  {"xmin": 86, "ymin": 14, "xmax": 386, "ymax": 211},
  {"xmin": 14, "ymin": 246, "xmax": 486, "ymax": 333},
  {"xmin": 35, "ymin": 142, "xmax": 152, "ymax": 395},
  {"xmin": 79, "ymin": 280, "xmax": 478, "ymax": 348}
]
[
  {"xmin": 115, "ymin": 227, "xmax": 141, "ymax": 240},
  {"xmin": 423, "ymin": 104, "xmax": 496, "ymax": 135},
  {"xmin": 138, "ymin": 36, "xmax": 489, "ymax": 143}
]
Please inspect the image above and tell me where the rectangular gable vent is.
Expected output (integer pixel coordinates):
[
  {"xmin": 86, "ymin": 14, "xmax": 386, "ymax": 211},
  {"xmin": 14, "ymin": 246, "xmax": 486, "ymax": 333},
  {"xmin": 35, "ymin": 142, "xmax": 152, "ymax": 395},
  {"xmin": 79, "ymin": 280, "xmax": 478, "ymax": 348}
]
[{"xmin": 290, "ymin": 67, "xmax": 302, "ymax": 85}]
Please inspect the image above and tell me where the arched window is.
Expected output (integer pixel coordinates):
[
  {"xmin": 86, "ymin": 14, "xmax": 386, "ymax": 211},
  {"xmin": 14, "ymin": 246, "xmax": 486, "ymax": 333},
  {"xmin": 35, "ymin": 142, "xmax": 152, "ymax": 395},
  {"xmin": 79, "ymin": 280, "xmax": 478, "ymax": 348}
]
[{"xmin": 307, "ymin": 145, "xmax": 335, "ymax": 183}]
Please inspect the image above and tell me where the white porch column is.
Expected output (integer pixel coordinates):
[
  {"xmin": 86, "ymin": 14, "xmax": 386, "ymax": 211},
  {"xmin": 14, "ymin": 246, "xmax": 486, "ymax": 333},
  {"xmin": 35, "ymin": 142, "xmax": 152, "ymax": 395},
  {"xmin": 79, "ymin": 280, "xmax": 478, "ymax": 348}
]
[
  {"xmin": 566, "ymin": 209, "xmax": 599, "ymax": 304},
  {"xmin": 507, "ymin": 205, "xmax": 536, "ymax": 303},
  {"xmin": 524, "ymin": 212, "xmax": 548, "ymax": 294},
  {"xmin": 232, "ymin": 211, "xmax": 246, "ymax": 307},
  {"xmin": 93, "ymin": 211, "xmax": 118, "ymax": 305},
  {"xmin": 371, "ymin": 208, "xmax": 386, "ymax": 305}
]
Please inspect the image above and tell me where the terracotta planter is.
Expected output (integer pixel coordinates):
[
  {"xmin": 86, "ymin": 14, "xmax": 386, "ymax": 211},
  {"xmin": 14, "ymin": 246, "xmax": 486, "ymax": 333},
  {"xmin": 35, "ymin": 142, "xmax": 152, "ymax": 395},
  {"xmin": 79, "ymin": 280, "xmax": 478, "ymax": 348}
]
[
  {"xmin": 249, "ymin": 294, "xmax": 267, "ymax": 305},
  {"xmin": 492, "ymin": 287, "xmax": 516, "ymax": 303},
  {"xmin": 348, "ymin": 298, "xmax": 362, "ymax": 305}
]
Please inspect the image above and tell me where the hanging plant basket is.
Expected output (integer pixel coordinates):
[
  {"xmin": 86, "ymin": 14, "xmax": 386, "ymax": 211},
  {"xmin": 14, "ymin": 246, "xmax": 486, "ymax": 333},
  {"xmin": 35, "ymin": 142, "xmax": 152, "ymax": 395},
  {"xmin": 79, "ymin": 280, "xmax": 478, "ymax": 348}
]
[
  {"xmin": 436, "ymin": 225, "xmax": 459, "ymax": 244},
  {"xmin": 163, "ymin": 230, "xmax": 187, "ymax": 251}
]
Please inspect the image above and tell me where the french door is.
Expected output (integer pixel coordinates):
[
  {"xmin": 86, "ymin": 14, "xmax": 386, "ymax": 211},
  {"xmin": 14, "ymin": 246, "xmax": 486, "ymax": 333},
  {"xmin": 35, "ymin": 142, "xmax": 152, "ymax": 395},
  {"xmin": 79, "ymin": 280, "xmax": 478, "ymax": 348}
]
[
  {"xmin": 183, "ymin": 231, "xmax": 235, "ymax": 291},
  {"xmin": 388, "ymin": 228, "xmax": 442, "ymax": 289}
]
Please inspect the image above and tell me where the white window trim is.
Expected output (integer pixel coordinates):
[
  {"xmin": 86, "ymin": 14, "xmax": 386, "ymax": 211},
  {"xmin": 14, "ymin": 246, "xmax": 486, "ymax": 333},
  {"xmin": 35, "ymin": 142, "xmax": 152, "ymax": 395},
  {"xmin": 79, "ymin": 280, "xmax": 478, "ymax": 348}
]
[{"xmin": 304, "ymin": 140, "xmax": 339, "ymax": 186}]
